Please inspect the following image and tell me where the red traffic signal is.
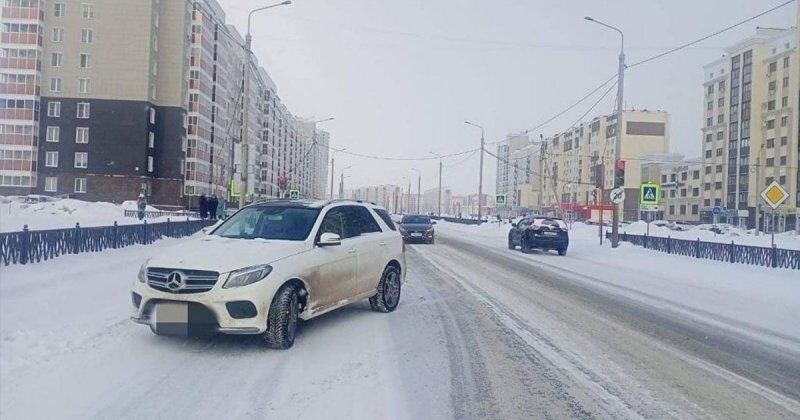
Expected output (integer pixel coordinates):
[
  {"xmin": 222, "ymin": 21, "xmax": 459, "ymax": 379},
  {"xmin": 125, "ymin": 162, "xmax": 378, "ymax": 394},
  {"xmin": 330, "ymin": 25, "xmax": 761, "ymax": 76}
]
[{"xmin": 616, "ymin": 160, "xmax": 626, "ymax": 170}]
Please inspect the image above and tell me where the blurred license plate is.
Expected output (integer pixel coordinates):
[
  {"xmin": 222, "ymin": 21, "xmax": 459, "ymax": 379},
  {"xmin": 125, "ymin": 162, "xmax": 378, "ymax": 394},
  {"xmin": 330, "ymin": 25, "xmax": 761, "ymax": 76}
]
[
  {"xmin": 411, "ymin": 233, "xmax": 423, "ymax": 237},
  {"xmin": 153, "ymin": 302, "xmax": 189, "ymax": 336},
  {"xmin": 543, "ymin": 231, "xmax": 557, "ymax": 236}
]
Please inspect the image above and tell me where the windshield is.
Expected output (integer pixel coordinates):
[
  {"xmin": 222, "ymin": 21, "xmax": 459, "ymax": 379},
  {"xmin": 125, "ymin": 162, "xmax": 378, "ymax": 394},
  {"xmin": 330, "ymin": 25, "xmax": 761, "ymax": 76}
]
[
  {"xmin": 401, "ymin": 215, "xmax": 432, "ymax": 225},
  {"xmin": 212, "ymin": 206, "xmax": 320, "ymax": 240}
]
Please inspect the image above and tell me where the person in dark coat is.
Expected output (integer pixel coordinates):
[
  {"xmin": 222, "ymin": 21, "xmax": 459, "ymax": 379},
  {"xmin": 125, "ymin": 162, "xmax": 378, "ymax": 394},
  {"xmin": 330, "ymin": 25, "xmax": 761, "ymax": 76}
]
[
  {"xmin": 208, "ymin": 195, "xmax": 218, "ymax": 220},
  {"xmin": 198, "ymin": 194, "xmax": 208, "ymax": 219},
  {"xmin": 136, "ymin": 194, "xmax": 147, "ymax": 221}
]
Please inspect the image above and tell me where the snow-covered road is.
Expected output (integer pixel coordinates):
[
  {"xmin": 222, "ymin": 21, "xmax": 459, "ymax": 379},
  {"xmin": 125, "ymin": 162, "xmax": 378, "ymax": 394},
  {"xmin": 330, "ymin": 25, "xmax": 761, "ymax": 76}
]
[{"xmin": 2, "ymin": 226, "xmax": 799, "ymax": 419}]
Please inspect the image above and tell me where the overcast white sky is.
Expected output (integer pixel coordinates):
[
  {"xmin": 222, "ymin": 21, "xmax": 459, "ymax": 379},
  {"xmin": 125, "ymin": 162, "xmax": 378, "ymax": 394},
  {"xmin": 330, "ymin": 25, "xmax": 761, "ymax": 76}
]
[{"xmin": 218, "ymin": 0, "xmax": 795, "ymax": 196}]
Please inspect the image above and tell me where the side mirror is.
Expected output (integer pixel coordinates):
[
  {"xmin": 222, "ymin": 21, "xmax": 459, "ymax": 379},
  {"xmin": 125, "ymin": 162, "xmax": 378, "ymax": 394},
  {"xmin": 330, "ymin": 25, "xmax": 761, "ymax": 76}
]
[
  {"xmin": 317, "ymin": 232, "xmax": 341, "ymax": 247},
  {"xmin": 431, "ymin": 221, "xmax": 437, "ymax": 225},
  {"xmin": 511, "ymin": 223, "xmax": 518, "ymax": 228}
]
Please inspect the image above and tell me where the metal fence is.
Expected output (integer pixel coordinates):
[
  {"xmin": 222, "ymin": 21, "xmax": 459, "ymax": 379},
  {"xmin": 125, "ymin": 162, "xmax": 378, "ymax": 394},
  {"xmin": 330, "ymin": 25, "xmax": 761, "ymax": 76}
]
[
  {"xmin": 609, "ymin": 231, "xmax": 800, "ymax": 270},
  {"xmin": 123, "ymin": 209, "xmax": 201, "ymax": 219},
  {"xmin": 0, "ymin": 219, "xmax": 217, "ymax": 266}
]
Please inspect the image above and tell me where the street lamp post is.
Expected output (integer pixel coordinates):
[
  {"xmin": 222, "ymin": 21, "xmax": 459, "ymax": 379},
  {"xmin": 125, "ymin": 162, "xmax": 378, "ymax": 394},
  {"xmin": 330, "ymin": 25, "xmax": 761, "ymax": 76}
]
[
  {"xmin": 339, "ymin": 166, "xmax": 352, "ymax": 199},
  {"xmin": 329, "ymin": 147, "xmax": 345, "ymax": 200},
  {"xmin": 411, "ymin": 168, "xmax": 421, "ymax": 214},
  {"xmin": 465, "ymin": 121, "xmax": 485, "ymax": 222},
  {"xmin": 585, "ymin": 16, "xmax": 625, "ymax": 248},
  {"xmin": 239, "ymin": 1, "xmax": 292, "ymax": 209},
  {"xmin": 430, "ymin": 152, "xmax": 443, "ymax": 216}
]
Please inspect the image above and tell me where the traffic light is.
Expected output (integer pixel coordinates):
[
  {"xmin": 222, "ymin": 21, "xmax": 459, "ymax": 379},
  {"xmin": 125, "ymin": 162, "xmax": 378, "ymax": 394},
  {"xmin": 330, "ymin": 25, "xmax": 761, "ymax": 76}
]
[{"xmin": 614, "ymin": 160, "xmax": 625, "ymax": 188}]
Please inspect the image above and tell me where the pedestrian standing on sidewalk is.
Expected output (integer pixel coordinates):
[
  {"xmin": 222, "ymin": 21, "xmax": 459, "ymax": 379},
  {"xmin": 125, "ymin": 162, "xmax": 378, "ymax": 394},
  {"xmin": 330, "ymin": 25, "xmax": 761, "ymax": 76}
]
[
  {"xmin": 216, "ymin": 197, "xmax": 226, "ymax": 219},
  {"xmin": 199, "ymin": 194, "xmax": 208, "ymax": 220},
  {"xmin": 136, "ymin": 194, "xmax": 147, "ymax": 221},
  {"xmin": 208, "ymin": 195, "xmax": 218, "ymax": 220}
]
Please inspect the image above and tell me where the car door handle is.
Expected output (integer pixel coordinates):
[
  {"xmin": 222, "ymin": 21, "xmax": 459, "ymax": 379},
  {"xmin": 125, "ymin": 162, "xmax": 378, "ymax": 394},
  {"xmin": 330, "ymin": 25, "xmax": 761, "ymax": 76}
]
[{"xmin": 347, "ymin": 247, "xmax": 357, "ymax": 254}]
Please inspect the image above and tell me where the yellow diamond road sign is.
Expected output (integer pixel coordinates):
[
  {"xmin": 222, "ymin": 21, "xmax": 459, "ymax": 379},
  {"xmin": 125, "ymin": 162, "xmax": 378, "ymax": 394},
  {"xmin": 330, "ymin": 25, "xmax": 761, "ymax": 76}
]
[{"xmin": 760, "ymin": 181, "xmax": 789, "ymax": 210}]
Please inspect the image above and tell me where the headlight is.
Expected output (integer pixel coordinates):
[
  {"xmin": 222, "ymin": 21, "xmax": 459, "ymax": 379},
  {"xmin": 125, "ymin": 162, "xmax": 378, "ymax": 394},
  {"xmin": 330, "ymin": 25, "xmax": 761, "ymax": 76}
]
[
  {"xmin": 137, "ymin": 259, "xmax": 149, "ymax": 283},
  {"xmin": 223, "ymin": 264, "xmax": 273, "ymax": 289}
]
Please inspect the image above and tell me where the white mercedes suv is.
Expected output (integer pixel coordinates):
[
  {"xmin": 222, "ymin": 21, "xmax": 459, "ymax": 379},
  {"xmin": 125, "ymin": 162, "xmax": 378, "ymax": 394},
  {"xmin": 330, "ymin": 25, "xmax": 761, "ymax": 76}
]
[{"xmin": 131, "ymin": 200, "xmax": 405, "ymax": 349}]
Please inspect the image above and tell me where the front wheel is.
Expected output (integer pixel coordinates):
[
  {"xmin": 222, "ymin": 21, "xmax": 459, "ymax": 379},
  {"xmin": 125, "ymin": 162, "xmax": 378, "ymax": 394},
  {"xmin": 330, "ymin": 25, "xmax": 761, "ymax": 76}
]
[
  {"xmin": 261, "ymin": 284, "xmax": 299, "ymax": 349},
  {"xmin": 558, "ymin": 248, "xmax": 567, "ymax": 256},
  {"xmin": 507, "ymin": 235, "xmax": 515, "ymax": 250},
  {"xmin": 370, "ymin": 265, "xmax": 401, "ymax": 313},
  {"xmin": 521, "ymin": 237, "xmax": 532, "ymax": 253}
]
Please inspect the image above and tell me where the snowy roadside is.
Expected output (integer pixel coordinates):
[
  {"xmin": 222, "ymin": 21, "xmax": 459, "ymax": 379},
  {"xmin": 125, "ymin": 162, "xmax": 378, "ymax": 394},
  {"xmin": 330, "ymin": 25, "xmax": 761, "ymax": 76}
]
[
  {"xmin": 435, "ymin": 221, "xmax": 800, "ymax": 345},
  {"xmin": 0, "ymin": 197, "xmax": 196, "ymax": 233}
]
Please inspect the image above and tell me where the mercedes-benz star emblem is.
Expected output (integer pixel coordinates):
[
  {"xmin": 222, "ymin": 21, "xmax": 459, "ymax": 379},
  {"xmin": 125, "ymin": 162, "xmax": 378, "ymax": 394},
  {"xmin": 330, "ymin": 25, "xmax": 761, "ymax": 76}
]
[{"xmin": 165, "ymin": 271, "xmax": 186, "ymax": 291}]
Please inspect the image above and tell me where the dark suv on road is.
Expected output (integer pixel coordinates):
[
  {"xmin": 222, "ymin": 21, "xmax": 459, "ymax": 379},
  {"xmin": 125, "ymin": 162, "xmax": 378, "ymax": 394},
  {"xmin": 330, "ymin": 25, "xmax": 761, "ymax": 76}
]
[
  {"xmin": 508, "ymin": 217, "xmax": 569, "ymax": 255},
  {"xmin": 399, "ymin": 214, "xmax": 436, "ymax": 244}
]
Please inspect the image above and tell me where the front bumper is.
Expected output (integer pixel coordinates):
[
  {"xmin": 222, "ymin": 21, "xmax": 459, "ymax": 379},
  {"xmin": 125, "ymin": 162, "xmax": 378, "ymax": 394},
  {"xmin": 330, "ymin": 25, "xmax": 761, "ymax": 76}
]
[
  {"xmin": 131, "ymin": 278, "xmax": 271, "ymax": 335},
  {"xmin": 401, "ymin": 231, "xmax": 434, "ymax": 242}
]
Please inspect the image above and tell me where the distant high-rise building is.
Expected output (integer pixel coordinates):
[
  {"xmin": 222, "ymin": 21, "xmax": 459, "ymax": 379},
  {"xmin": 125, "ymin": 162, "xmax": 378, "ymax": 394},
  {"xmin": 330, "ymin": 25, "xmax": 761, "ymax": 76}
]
[{"xmin": 495, "ymin": 133, "xmax": 531, "ymax": 207}]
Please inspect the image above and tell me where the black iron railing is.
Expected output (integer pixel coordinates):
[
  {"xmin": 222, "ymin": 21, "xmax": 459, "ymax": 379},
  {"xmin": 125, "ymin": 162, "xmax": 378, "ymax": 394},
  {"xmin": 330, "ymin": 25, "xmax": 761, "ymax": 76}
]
[
  {"xmin": 0, "ymin": 219, "xmax": 217, "ymax": 266},
  {"xmin": 608, "ymin": 231, "xmax": 800, "ymax": 270},
  {"xmin": 123, "ymin": 209, "xmax": 201, "ymax": 219}
]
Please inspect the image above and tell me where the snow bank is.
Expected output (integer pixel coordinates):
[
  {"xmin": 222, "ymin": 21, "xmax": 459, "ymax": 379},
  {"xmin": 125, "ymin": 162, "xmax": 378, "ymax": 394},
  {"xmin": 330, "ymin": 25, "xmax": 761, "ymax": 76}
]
[{"xmin": 0, "ymin": 197, "xmax": 186, "ymax": 233}]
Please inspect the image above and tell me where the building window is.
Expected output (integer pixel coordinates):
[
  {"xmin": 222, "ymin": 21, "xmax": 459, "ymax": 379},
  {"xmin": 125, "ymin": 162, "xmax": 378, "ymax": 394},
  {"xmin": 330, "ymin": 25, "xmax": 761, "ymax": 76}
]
[
  {"xmin": 670, "ymin": 190, "xmax": 676, "ymax": 198},
  {"xmin": 779, "ymin": 175, "xmax": 786, "ymax": 185},
  {"xmin": 74, "ymin": 178, "xmax": 87, "ymax": 193},
  {"xmin": 82, "ymin": 3, "xmax": 93, "ymax": 19},
  {"xmin": 152, "ymin": 61, "xmax": 157, "ymax": 75},
  {"xmin": 718, "ymin": 80, "xmax": 725, "ymax": 91},
  {"xmin": 149, "ymin": 108, "xmax": 156, "ymax": 124},
  {"xmin": 766, "ymin": 119, "xmax": 775, "ymax": 129},
  {"xmin": 51, "ymin": 52, "xmax": 63, "ymax": 67},
  {"xmin": 693, "ymin": 170, "xmax": 700, "ymax": 180},
  {"xmin": 769, "ymin": 81, "xmax": 776, "ymax": 93},
  {"xmin": 50, "ymin": 77, "xmax": 62, "ymax": 92},
  {"xmin": 681, "ymin": 189, "xmax": 687, "ymax": 197},
  {"xmin": 148, "ymin": 132, "xmax": 154, "ymax": 148},
  {"xmin": 150, "ymin": 84, "xmax": 156, "ymax": 99},
  {"xmin": 781, "ymin": 96, "xmax": 788, "ymax": 108},
  {"xmin": 48, "ymin": 101, "xmax": 61, "ymax": 117},
  {"xmin": 74, "ymin": 152, "xmax": 88, "ymax": 168},
  {"xmin": 766, "ymin": 158, "xmax": 774, "ymax": 167},
  {"xmin": 718, "ymin": 97, "xmax": 724, "ymax": 107},
  {"xmin": 52, "ymin": 28, "xmax": 64, "ymax": 42},
  {"xmin": 707, "ymin": 85, "xmax": 713, "ymax": 95},
  {"xmin": 78, "ymin": 78, "xmax": 91, "ymax": 94},
  {"xmin": 45, "ymin": 151, "xmax": 59, "ymax": 167},
  {"xmin": 707, "ymin": 101, "xmax": 713, "ymax": 111},
  {"xmin": 705, "ymin": 166, "xmax": 711, "ymax": 174},
  {"xmin": 705, "ymin": 133, "xmax": 712, "ymax": 143},
  {"xmin": 704, "ymin": 199, "xmax": 711, "ymax": 207},
  {"xmin": 661, "ymin": 174, "xmax": 667, "ymax": 183},
  {"xmin": 147, "ymin": 156, "xmax": 154, "ymax": 172},
  {"xmin": 46, "ymin": 126, "xmax": 60, "ymax": 142},
  {"xmin": 54, "ymin": 3, "xmax": 66, "ymax": 16},
  {"xmin": 80, "ymin": 53, "xmax": 91, "ymax": 68},
  {"xmin": 716, "ymin": 131, "xmax": 723, "ymax": 141},
  {"xmin": 783, "ymin": 76, "xmax": 789, "ymax": 88},
  {"xmin": 77, "ymin": 102, "xmax": 90, "ymax": 118},
  {"xmin": 766, "ymin": 176, "xmax": 774, "ymax": 185},
  {"xmin": 716, "ymin": 165, "xmax": 723, "ymax": 173},
  {"xmin": 769, "ymin": 61, "xmax": 777, "ymax": 72},
  {"xmin": 781, "ymin": 136, "xmax": 787, "ymax": 146},
  {"xmin": 716, "ymin": 148, "xmax": 723, "ymax": 157},
  {"xmin": 780, "ymin": 156, "xmax": 787, "ymax": 165},
  {"xmin": 693, "ymin": 188, "xmax": 699, "ymax": 197},
  {"xmin": 668, "ymin": 205, "xmax": 675, "ymax": 215},
  {"xmin": 766, "ymin": 138, "xmax": 775, "ymax": 148},
  {"xmin": 706, "ymin": 117, "xmax": 712, "ymax": 127},
  {"xmin": 781, "ymin": 116, "xmax": 788, "ymax": 127},
  {"xmin": 717, "ymin": 114, "xmax": 723, "ymax": 124},
  {"xmin": 154, "ymin": 12, "xmax": 159, "ymax": 28},
  {"xmin": 679, "ymin": 205, "xmax": 686, "ymax": 215},
  {"xmin": 715, "ymin": 181, "xmax": 723, "ymax": 189},
  {"xmin": 705, "ymin": 150, "xmax": 712, "ymax": 158},
  {"xmin": 767, "ymin": 100, "xmax": 775, "ymax": 111},
  {"xmin": 44, "ymin": 177, "xmax": 58, "ymax": 192},
  {"xmin": 784, "ymin": 56, "xmax": 790, "ymax": 68},
  {"xmin": 81, "ymin": 28, "xmax": 93, "ymax": 44},
  {"xmin": 152, "ymin": 34, "xmax": 158, "ymax": 51},
  {"xmin": 76, "ymin": 127, "xmax": 89, "ymax": 143}
]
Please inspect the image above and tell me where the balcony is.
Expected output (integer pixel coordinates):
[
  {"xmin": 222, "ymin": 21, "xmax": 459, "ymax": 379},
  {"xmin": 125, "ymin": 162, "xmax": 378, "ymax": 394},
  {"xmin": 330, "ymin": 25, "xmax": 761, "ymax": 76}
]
[
  {"xmin": 0, "ymin": 57, "xmax": 40, "ymax": 70},
  {"xmin": 0, "ymin": 109, "xmax": 35, "ymax": 120},
  {"xmin": 2, "ymin": 6, "xmax": 44, "ymax": 20},
  {"xmin": 0, "ymin": 32, "xmax": 42, "ymax": 46},
  {"xmin": 0, "ymin": 133, "xmax": 35, "ymax": 146},
  {"xmin": 0, "ymin": 82, "xmax": 39, "ymax": 95},
  {"xmin": 0, "ymin": 159, "xmax": 34, "ymax": 171}
]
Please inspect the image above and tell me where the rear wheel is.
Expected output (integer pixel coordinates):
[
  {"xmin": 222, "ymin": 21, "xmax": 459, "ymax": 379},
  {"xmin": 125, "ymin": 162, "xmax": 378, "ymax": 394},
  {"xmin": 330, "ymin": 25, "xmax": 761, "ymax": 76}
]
[
  {"xmin": 521, "ymin": 235, "xmax": 532, "ymax": 253},
  {"xmin": 507, "ymin": 235, "xmax": 515, "ymax": 249},
  {"xmin": 558, "ymin": 248, "xmax": 567, "ymax": 256},
  {"xmin": 261, "ymin": 284, "xmax": 299, "ymax": 349},
  {"xmin": 370, "ymin": 265, "xmax": 401, "ymax": 313}
]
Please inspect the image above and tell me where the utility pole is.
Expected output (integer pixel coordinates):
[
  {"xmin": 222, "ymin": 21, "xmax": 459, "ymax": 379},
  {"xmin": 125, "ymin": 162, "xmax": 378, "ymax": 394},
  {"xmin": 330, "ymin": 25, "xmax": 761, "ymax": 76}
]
[
  {"xmin": 240, "ymin": 1, "xmax": 291, "ymax": 209},
  {"xmin": 755, "ymin": 144, "xmax": 765, "ymax": 235},
  {"xmin": 437, "ymin": 159, "xmax": 442, "ymax": 216},
  {"xmin": 465, "ymin": 121, "xmax": 485, "ymax": 221},
  {"xmin": 586, "ymin": 16, "xmax": 624, "ymax": 248},
  {"xmin": 417, "ymin": 174, "xmax": 421, "ymax": 213},
  {"xmin": 407, "ymin": 180, "xmax": 411, "ymax": 213},
  {"xmin": 330, "ymin": 156, "xmax": 335, "ymax": 200}
]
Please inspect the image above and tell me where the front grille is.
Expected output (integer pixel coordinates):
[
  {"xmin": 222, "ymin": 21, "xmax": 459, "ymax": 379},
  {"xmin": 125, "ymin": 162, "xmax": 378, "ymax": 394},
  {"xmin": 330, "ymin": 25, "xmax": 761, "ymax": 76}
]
[{"xmin": 147, "ymin": 267, "xmax": 220, "ymax": 294}]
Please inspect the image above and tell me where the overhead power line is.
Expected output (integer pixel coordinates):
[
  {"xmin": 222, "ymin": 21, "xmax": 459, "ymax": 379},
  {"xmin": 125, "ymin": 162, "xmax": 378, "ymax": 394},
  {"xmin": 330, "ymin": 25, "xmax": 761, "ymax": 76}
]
[{"xmin": 628, "ymin": 0, "xmax": 795, "ymax": 68}]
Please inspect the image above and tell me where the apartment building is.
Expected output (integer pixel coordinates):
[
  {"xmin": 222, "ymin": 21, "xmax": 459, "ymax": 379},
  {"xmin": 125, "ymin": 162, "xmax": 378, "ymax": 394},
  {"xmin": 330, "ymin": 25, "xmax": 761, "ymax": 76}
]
[
  {"xmin": 0, "ymin": 0, "xmax": 329, "ymax": 206},
  {"xmin": 640, "ymin": 154, "xmax": 703, "ymax": 223},
  {"xmin": 701, "ymin": 27, "xmax": 798, "ymax": 230},
  {"xmin": 495, "ymin": 133, "xmax": 531, "ymax": 207},
  {"xmin": 421, "ymin": 186, "xmax": 451, "ymax": 215},
  {"xmin": 540, "ymin": 110, "xmax": 670, "ymax": 220},
  {"xmin": 347, "ymin": 184, "xmax": 403, "ymax": 212}
]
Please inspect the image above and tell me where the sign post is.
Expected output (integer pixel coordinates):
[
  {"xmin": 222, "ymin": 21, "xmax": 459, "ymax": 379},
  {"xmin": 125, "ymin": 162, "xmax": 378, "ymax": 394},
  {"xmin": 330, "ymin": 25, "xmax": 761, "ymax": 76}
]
[{"xmin": 760, "ymin": 181, "xmax": 789, "ymax": 245}]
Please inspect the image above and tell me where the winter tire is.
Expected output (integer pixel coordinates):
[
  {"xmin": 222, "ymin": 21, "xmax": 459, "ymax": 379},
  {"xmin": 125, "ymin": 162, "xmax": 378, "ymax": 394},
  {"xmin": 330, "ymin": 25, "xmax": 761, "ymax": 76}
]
[
  {"xmin": 262, "ymin": 284, "xmax": 299, "ymax": 349},
  {"xmin": 507, "ymin": 235, "xmax": 515, "ymax": 250},
  {"xmin": 370, "ymin": 265, "xmax": 401, "ymax": 313},
  {"xmin": 558, "ymin": 248, "xmax": 567, "ymax": 256},
  {"xmin": 521, "ymin": 237, "xmax": 532, "ymax": 254}
]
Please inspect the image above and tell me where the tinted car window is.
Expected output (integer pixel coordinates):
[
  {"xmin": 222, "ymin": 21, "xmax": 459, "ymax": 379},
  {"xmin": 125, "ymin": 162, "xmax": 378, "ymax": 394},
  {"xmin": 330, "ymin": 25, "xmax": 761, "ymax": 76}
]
[
  {"xmin": 213, "ymin": 206, "xmax": 320, "ymax": 241},
  {"xmin": 374, "ymin": 208, "xmax": 397, "ymax": 231},
  {"xmin": 318, "ymin": 207, "xmax": 345, "ymax": 239},
  {"xmin": 401, "ymin": 215, "xmax": 431, "ymax": 224},
  {"xmin": 343, "ymin": 206, "xmax": 382, "ymax": 237}
]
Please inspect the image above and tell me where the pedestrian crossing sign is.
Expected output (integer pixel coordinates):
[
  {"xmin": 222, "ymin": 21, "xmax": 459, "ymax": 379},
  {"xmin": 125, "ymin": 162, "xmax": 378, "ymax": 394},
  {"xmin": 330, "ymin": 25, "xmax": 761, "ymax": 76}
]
[
  {"xmin": 288, "ymin": 190, "xmax": 300, "ymax": 199},
  {"xmin": 495, "ymin": 194, "xmax": 507, "ymax": 206},
  {"xmin": 639, "ymin": 183, "xmax": 660, "ymax": 205}
]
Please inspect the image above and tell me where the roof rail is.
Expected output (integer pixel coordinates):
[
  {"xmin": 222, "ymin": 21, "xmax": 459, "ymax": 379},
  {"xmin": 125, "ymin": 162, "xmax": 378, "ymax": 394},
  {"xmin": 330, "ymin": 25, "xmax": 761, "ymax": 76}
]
[{"xmin": 324, "ymin": 199, "xmax": 379, "ymax": 206}]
